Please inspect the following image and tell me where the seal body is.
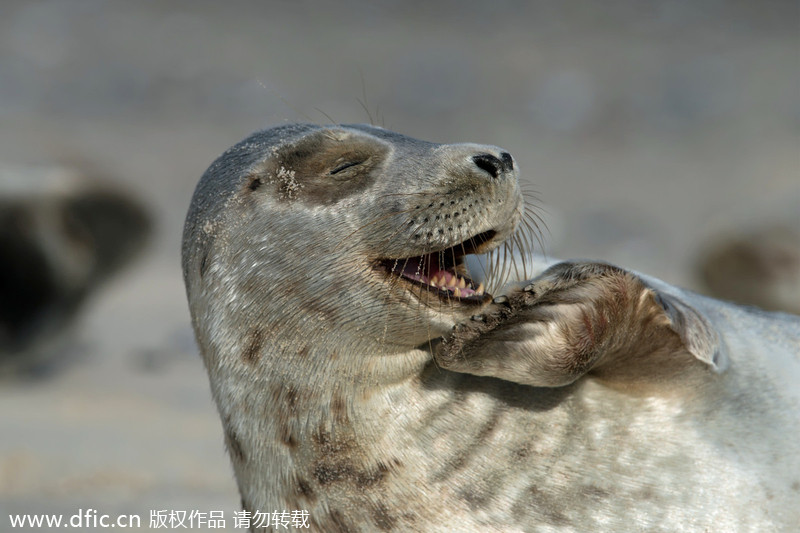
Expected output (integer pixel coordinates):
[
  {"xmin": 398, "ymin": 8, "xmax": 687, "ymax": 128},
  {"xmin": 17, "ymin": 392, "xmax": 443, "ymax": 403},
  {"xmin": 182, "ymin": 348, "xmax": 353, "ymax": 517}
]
[{"xmin": 183, "ymin": 124, "xmax": 800, "ymax": 532}]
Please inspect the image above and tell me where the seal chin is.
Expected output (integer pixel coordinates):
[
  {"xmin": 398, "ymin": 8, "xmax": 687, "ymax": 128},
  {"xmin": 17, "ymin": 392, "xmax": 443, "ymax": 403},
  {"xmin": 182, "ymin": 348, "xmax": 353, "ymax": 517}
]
[{"xmin": 376, "ymin": 229, "xmax": 497, "ymax": 306}]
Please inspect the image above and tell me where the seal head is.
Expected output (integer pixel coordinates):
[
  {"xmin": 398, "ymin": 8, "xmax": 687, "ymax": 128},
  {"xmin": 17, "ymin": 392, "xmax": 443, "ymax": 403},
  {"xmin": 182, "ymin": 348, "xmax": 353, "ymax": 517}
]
[{"xmin": 183, "ymin": 123, "xmax": 524, "ymax": 354}]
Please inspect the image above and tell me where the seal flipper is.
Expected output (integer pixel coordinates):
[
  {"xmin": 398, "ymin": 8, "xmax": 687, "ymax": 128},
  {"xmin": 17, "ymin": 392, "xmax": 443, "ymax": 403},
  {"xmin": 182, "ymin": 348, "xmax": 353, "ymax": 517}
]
[{"xmin": 435, "ymin": 261, "xmax": 727, "ymax": 387}]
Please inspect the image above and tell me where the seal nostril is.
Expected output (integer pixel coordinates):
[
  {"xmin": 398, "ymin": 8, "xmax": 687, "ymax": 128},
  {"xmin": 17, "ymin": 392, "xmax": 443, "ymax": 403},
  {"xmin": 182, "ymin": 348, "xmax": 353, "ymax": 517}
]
[
  {"xmin": 500, "ymin": 152, "xmax": 514, "ymax": 172},
  {"xmin": 472, "ymin": 154, "xmax": 503, "ymax": 179}
]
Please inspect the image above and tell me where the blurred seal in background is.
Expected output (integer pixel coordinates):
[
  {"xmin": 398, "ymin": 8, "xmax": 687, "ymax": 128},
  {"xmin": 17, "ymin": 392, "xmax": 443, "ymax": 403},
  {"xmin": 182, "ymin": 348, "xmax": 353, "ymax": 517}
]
[
  {"xmin": 0, "ymin": 164, "xmax": 151, "ymax": 376},
  {"xmin": 698, "ymin": 224, "xmax": 800, "ymax": 315}
]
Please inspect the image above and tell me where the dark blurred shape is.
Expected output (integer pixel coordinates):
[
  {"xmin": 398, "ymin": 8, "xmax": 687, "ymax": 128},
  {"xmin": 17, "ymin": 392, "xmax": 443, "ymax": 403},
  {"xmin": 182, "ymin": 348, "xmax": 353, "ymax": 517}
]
[
  {"xmin": 0, "ymin": 166, "xmax": 151, "ymax": 374},
  {"xmin": 698, "ymin": 225, "xmax": 800, "ymax": 315}
]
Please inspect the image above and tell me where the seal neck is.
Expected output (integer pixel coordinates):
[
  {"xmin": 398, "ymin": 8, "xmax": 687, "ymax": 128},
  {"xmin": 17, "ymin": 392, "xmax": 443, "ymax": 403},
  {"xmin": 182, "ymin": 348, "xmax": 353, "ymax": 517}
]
[{"xmin": 254, "ymin": 323, "xmax": 434, "ymax": 390}]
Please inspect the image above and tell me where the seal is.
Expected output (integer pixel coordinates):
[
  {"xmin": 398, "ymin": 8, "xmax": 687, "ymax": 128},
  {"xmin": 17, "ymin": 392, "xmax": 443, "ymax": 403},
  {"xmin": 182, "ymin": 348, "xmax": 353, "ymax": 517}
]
[
  {"xmin": 697, "ymin": 224, "xmax": 800, "ymax": 315},
  {"xmin": 0, "ymin": 165, "xmax": 151, "ymax": 374},
  {"xmin": 183, "ymin": 124, "xmax": 800, "ymax": 532}
]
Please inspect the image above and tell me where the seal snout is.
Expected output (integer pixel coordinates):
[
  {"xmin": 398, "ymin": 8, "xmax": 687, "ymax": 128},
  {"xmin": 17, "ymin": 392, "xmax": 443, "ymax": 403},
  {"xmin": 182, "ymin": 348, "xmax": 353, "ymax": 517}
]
[{"xmin": 471, "ymin": 152, "xmax": 514, "ymax": 179}]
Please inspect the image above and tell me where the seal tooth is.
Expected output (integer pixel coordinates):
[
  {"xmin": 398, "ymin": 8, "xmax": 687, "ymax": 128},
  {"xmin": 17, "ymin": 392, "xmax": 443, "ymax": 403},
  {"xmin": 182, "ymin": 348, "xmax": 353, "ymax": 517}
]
[
  {"xmin": 457, "ymin": 277, "xmax": 466, "ymax": 289},
  {"xmin": 476, "ymin": 283, "xmax": 485, "ymax": 296},
  {"xmin": 453, "ymin": 287, "xmax": 461, "ymax": 298},
  {"xmin": 446, "ymin": 276, "xmax": 457, "ymax": 288},
  {"xmin": 430, "ymin": 274, "xmax": 439, "ymax": 287}
]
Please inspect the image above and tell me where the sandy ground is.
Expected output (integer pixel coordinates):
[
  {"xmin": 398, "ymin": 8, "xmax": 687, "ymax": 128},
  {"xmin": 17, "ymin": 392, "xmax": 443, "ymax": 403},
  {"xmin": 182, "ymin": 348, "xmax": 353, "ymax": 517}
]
[{"xmin": 0, "ymin": 1, "xmax": 797, "ymax": 531}]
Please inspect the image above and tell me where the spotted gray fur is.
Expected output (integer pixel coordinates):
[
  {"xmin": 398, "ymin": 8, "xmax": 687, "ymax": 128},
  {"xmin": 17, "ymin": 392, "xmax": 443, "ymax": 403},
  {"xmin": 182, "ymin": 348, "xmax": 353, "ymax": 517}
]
[{"xmin": 183, "ymin": 124, "xmax": 800, "ymax": 532}]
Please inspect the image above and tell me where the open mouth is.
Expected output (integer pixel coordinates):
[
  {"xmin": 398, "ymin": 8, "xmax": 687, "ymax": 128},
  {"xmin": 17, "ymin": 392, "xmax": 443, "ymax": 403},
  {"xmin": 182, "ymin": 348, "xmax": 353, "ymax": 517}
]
[{"xmin": 377, "ymin": 230, "xmax": 497, "ymax": 305}]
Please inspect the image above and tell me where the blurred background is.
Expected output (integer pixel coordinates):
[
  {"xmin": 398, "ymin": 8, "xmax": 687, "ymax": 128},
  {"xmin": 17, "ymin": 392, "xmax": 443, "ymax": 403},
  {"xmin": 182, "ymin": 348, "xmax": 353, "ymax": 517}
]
[{"xmin": 1, "ymin": 0, "xmax": 797, "ymax": 529}]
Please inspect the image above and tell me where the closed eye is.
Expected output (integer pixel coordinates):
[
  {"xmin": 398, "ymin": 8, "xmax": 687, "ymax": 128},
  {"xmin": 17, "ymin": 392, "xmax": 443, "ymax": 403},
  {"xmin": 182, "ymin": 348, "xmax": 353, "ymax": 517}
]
[{"xmin": 330, "ymin": 160, "xmax": 364, "ymax": 175}]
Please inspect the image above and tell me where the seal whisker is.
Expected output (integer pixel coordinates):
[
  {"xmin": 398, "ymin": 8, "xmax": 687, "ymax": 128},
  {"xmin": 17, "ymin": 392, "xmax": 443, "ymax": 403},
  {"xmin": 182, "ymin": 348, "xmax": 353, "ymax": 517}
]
[
  {"xmin": 503, "ymin": 240, "xmax": 514, "ymax": 285},
  {"xmin": 358, "ymin": 69, "xmax": 376, "ymax": 127},
  {"xmin": 312, "ymin": 107, "xmax": 341, "ymax": 129},
  {"xmin": 520, "ymin": 193, "xmax": 549, "ymax": 236},
  {"xmin": 519, "ymin": 201, "xmax": 548, "ymax": 254},
  {"xmin": 378, "ymin": 205, "xmax": 441, "ymax": 248},
  {"xmin": 333, "ymin": 206, "xmax": 421, "ymax": 252},
  {"xmin": 522, "ymin": 204, "xmax": 548, "ymax": 238},
  {"xmin": 510, "ymin": 232, "xmax": 528, "ymax": 282}
]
